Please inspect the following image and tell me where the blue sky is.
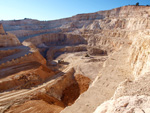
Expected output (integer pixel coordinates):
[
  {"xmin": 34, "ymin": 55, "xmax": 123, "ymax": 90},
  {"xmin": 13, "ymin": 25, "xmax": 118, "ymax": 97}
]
[{"xmin": 0, "ymin": 0, "xmax": 150, "ymax": 21}]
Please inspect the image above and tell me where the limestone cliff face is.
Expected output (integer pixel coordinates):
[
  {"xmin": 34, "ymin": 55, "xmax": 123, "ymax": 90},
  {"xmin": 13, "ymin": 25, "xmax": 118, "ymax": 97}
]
[
  {"xmin": 93, "ymin": 72, "xmax": 150, "ymax": 113},
  {"xmin": 90, "ymin": 6, "xmax": 150, "ymax": 113},
  {"xmin": 61, "ymin": 6, "xmax": 150, "ymax": 113},
  {"xmin": 0, "ymin": 24, "xmax": 20, "ymax": 47},
  {"xmin": 46, "ymin": 45, "xmax": 87, "ymax": 65},
  {"xmin": 128, "ymin": 32, "xmax": 150, "ymax": 78},
  {"xmin": 0, "ymin": 33, "xmax": 21, "ymax": 47},
  {"xmin": 2, "ymin": 5, "xmax": 150, "ymax": 113},
  {"xmin": 24, "ymin": 33, "xmax": 87, "ymax": 46},
  {"xmin": 2, "ymin": 6, "xmax": 150, "ymax": 34}
]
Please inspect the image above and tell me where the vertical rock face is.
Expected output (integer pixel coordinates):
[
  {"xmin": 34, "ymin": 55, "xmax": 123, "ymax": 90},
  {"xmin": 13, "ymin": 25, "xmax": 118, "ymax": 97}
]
[
  {"xmin": 0, "ymin": 32, "xmax": 21, "ymax": 47},
  {"xmin": 0, "ymin": 23, "xmax": 5, "ymax": 34},
  {"xmin": 24, "ymin": 33, "xmax": 87, "ymax": 46},
  {"xmin": 61, "ymin": 6, "xmax": 150, "ymax": 113},
  {"xmin": 0, "ymin": 23, "xmax": 20, "ymax": 47},
  {"xmin": 93, "ymin": 95, "xmax": 150, "ymax": 113},
  {"xmin": 2, "ymin": 5, "xmax": 150, "ymax": 113}
]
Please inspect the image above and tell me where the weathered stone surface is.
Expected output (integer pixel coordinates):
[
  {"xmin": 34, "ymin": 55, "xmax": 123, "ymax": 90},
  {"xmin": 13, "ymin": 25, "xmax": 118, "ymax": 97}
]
[
  {"xmin": 0, "ymin": 32, "xmax": 20, "ymax": 47},
  {"xmin": 113, "ymin": 72, "xmax": 150, "ymax": 99},
  {"xmin": 0, "ymin": 61, "xmax": 55, "ymax": 91},
  {"xmin": 94, "ymin": 95, "xmax": 150, "ymax": 113},
  {"xmin": 2, "ymin": 5, "xmax": 150, "ymax": 113},
  {"xmin": 0, "ymin": 23, "xmax": 5, "ymax": 34},
  {"xmin": 87, "ymin": 47, "xmax": 107, "ymax": 56},
  {"xmin": 46, "ymin": 45, "xmax": 87, "ymax": 65},
  {"xmin": 0, "ymin": 23, "xmax": 20, "ymax": 47},
  {"xmin": 24, "ymin": 33, "xmax": 87, "ymax": 46}
]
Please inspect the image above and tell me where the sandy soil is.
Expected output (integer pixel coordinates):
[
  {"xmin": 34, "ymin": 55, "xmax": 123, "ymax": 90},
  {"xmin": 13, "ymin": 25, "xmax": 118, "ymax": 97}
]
[
  {"xmin": 6, "ymin": 100, "xmax": 64, "ymax": 113},
  {"xmin": 55, "ymin": 51, "xmax": 108, "ymax": 81}
]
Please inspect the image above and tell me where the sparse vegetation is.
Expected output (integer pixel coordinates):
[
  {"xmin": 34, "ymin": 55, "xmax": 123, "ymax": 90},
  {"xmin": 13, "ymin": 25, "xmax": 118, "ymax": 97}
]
[
  {"xmin": 136, "ymin": 2, "xmax": 139, "ymax": 6},
  {"xmin": 85, "ymin": 53, "xmax": 90, "ymax": 57}
]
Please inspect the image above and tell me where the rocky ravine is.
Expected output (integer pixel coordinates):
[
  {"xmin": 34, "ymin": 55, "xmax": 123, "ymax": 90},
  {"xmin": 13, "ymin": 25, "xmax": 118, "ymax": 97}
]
[{"xmin": 1, "ymin": 5, "xmax": 150, "ymax": 113}]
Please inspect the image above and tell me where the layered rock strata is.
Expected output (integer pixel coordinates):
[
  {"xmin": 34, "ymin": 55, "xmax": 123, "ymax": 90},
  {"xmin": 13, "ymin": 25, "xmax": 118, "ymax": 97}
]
[
  {"xmin": 0, "ymin": 23, "xmax": 20, "ymax": 47},
  {"xmin": 0, "ymin": 23, "xmax": 5, "ymax": 34},
  {"xmin": 1, "ymin": 5, "xmax": 150, "ymax": 113}
]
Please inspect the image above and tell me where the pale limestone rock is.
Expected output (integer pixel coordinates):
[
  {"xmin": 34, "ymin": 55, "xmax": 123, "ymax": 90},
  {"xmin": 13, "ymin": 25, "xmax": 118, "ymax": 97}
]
[
  {"xmin": 113, "ymin": 72, "xmax": 150, "ymax": 99},
  {"xmin": 24, "ymin": 33, "xmax": 87, "ymax": 46},
  {"xmin": 2, "ymin": 5, "xmax": 150, "ymax": 113},
  {"xmin": 94, "ymin": 95, "xmax": 150, "ymax": 113}
]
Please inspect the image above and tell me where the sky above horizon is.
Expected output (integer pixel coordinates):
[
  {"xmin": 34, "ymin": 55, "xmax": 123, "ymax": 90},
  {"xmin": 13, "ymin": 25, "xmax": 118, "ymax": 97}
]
[{"xmin": 0, "ymin": 0, "xmax": 150, "ymax": 21}]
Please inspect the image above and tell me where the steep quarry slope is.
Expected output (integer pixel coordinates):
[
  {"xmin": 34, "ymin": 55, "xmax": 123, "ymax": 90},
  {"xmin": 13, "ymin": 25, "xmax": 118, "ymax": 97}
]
[
  {"xmin": 0, "ymin": 32, "xmax": 20, "ymax": 47},
  {"xmin": 1, "ymin": 5, "xmax": 150, "ymax": 113},
  {"xmin": 0, "ymin": 68, "xmax": 91, "ymax": 113},
  {"xmin": 61, "ymin": 6, "xmax": 150, "ymax": 113},
  {"xmin": 24, "ymin": 33, "xmax": 87, "ymax": 47},
  {"xmin": 0, "ymin": 47, "xmax": 55, "ymax": 90},
  {"xmin": 0, "ymin": 23, "xmax": 20, "ymax": 47},
  {"xmin": 0, "ymin": 61, "xmax": 55, "ymax": 92},
  {"xmin": 93, "ymin": 25, "xmax": 150, "ymax": 113},
  {"xmin": 93, "ymin": 73, "xmax": 150, "ymax": 113},
  {"xmin": 94, "ymin": 95, "xmax": 150, "ymax": 113}
]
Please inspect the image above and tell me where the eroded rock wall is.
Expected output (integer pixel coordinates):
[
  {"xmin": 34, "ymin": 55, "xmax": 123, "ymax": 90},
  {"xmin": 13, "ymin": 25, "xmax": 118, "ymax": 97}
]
[
  {"xmin": 61, "ymin": 6, "xmax": 150, "ymax": 113},
  {"xmin": 24, "ymin": 33, "xmax": 87, "ymax": 46},
  {"xmin": 0, "ymin": 33, "xmax": 20, "ymax": 47},
  {"xmin": 2, "ymin": 5, "xmax": 150, "ymax": 113}
]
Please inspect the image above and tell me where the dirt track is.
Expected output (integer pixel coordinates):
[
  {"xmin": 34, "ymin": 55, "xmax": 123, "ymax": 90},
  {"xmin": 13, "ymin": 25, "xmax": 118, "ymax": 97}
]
[{"xmin": 0, "ymin": 65, "xmax": 71, "ymax": 104}]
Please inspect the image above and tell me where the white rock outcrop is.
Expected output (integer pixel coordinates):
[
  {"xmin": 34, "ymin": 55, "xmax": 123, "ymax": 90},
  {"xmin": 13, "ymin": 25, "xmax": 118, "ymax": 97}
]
[{"xmin": 94, "ymin": 95, "xmax": 150, "ymax": 113}]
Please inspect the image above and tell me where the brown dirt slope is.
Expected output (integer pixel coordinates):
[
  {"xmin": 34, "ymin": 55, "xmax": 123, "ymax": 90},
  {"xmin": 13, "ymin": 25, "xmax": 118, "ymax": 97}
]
[
  {"xmin": 6, "ymin": 100, "xmax": 64, "ymax": 113},
  {"xmin": 0, "ymin": 49, "xmax": 21, "ymax": 60},
  {"xmin": 61, "ymin": 74, "xmax": 91, "ymax": 106}
]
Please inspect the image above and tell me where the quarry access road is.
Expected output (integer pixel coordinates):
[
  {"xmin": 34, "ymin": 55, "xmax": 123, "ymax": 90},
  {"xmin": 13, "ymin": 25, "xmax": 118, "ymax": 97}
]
[{"xmin": 0, "ymin": 65, "xmax": 71, "ymax": 103}]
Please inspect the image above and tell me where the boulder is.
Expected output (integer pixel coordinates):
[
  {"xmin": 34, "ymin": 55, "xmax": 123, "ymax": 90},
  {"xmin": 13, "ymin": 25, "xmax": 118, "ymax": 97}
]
[{"xmin": 94, "ymin": 95, "xmax": 150, "ymax": 113}]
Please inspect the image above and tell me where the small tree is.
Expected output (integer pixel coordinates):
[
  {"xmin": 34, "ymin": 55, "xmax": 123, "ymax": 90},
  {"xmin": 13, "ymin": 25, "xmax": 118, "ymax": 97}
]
[
  {"xmin": 136, "ymin": 2, "xmax": 139, "ymax": 6},
  {"xmin": 85, "ymin": 53, "xmax": 90, "ymax": 57}
]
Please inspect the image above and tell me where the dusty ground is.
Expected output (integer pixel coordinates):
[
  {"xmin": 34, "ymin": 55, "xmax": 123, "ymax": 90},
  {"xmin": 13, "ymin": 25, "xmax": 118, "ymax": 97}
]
[
  {"xmin": 2, "ymin": 5, "xmax": 150, "ymax": 113},
  {"xmin": 6, "ymin": 100, "xmax": 64, "ymax": 113},
  {"xmin": 2, "ymin": 69, "xmax": 91, "ymax": 113},
  {"xmin": 55, "ymin": 51, "xmax": 108, "ymax": 81},
  {"xmin": 0, "ymin": 61, "xmax": 55, "ymax": 92}
]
